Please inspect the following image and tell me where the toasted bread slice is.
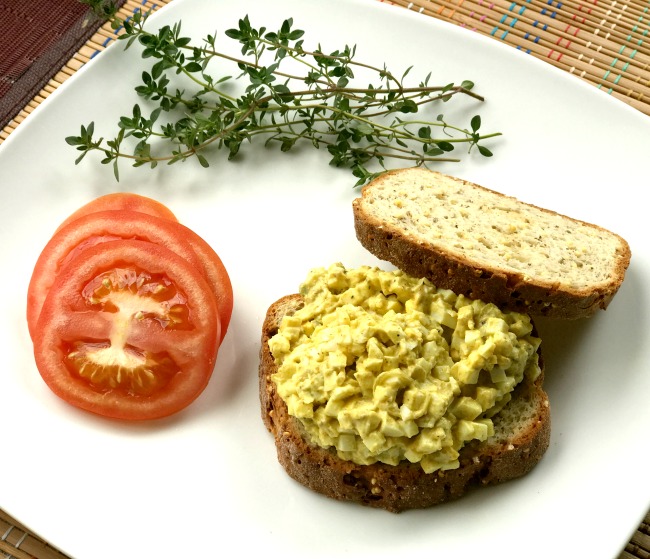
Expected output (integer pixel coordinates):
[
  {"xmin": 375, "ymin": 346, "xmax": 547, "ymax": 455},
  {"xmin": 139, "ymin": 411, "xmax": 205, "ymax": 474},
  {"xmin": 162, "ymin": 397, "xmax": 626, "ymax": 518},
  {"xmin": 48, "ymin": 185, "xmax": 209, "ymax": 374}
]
[
  {"xmin": 259, "ymin": 294, "xmax": 551, "ymax": 513},
  {"xmin": 352, "ymin": 168, "xmax": 631, "ymax": 319}
]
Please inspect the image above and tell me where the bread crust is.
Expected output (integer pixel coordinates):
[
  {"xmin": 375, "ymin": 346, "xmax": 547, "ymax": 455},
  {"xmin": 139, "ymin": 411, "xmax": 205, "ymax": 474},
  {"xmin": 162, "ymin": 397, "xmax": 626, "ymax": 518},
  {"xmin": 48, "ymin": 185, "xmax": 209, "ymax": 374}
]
[
  {"xmin": 352, "ymin": 169, "xmax": 631, "ymax": 319},
  {"xmin": 259, "ymin": 294, "xmax": 551, "ymax": 513}
]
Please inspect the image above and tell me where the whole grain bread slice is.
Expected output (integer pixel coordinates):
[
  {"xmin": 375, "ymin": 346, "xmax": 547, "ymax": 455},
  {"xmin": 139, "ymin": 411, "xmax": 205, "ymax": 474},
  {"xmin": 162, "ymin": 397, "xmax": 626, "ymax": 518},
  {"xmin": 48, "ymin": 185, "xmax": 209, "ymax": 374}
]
[
  {"xmin": 352, "ymin": 168, "xmax": 631, "ymax": 319},
  {"xmin": 259, "ymin": 294, "xmax": 551, "ymax": 513}
]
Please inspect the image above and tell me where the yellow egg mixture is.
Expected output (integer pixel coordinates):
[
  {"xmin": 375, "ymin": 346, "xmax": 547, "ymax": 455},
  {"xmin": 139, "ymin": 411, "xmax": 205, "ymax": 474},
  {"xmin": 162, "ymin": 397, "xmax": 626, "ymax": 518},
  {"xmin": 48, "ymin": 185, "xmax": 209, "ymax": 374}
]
[{"xmin": 269, "ymin": 263, "xmax": 541, "ymax": 473}]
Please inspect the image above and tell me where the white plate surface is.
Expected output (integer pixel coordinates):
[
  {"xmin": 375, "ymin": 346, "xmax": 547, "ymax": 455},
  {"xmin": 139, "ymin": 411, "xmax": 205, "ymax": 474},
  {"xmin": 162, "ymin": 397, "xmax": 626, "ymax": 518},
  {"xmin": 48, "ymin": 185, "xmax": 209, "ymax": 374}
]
[{"xmin": 0, "ymin": 0, "xmax": 648, "ymax": 557}]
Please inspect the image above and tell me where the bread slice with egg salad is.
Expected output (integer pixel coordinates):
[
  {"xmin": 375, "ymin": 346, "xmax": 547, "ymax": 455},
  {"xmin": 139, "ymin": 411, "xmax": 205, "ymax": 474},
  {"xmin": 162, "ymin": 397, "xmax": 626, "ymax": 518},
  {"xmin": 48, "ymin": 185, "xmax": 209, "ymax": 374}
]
[
  {"xmin": 352, "ymin": 168, "xmax": 631, "ymax": 319},
  {"xmin": 259, "ymin": 264, "xmax": 550, "ymax": 512}
]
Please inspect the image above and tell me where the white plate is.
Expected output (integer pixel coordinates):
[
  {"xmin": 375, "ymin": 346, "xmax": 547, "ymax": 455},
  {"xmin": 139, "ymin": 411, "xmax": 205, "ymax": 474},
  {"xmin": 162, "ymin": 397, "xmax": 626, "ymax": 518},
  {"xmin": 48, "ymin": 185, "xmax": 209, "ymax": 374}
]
[{"xmin": 0, "ymin": 0, "xmax": 648, "ymax": 557}]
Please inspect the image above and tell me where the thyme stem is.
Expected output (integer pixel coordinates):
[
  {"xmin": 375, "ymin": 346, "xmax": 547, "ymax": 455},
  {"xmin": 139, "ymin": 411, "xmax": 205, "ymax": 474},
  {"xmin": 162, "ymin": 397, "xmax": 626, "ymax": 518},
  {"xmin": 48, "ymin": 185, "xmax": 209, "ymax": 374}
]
[{"xmin": 69, "ymin": 1, "xmax": 501, "ymax": 185}]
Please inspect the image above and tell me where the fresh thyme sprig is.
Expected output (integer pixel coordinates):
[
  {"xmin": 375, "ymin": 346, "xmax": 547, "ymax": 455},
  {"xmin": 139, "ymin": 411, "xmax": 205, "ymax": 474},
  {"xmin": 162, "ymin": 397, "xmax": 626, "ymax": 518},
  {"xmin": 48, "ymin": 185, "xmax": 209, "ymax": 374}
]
[{"xmin": 68, "ymin": 0, "xmax": 501, "ymax": 185}]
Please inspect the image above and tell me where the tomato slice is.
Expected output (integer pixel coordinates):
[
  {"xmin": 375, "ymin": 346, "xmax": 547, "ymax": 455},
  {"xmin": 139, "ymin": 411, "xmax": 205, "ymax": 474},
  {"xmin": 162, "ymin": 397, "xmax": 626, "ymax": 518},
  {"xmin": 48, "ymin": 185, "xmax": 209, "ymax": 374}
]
[
  {"xmin": 55, "ymin": 192, "xmax": 178, "ymax": 232},
  {"xmin": 181, "ymin": 229, "xmax": 234, "ymax": 340},
  {"xmin": 28, "ymin": 210, "xmax": 208, "ymax": 340},
  {"xmin": 33, "ymin": 239, "xmax": 220, "ymax": 420}
]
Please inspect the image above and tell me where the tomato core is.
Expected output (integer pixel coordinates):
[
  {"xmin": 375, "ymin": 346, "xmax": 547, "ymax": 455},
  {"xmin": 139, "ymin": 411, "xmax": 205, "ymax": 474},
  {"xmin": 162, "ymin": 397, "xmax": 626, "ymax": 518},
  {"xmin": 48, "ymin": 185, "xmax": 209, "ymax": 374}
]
[{"xmin": 63, "ymin": 265, "xmax": 194, "ymax": 398}]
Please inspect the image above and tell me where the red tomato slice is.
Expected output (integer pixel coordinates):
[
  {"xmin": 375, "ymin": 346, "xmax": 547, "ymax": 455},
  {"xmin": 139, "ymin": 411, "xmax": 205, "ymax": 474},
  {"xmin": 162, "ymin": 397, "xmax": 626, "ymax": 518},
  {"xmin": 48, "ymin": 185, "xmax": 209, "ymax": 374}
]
[
  {"xmin": 182, "ymin": 231, "xmax": 234, "ymax": 340},
  {"xmin": 27, "ymin": 210, "xmax": 209, "ymax": 340},
  {"xmin": 55, "ymin": 192, "xmax": 178, "ymax": 232},
  {"xmin": 33, "ymin": 239, "xmax": 220, "ymax": 420}
]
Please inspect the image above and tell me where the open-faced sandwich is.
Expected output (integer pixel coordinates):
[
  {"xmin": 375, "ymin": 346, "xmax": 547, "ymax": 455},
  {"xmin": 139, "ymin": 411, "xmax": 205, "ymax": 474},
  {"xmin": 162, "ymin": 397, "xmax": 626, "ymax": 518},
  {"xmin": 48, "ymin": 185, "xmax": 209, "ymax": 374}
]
[{"xmin": 258, "ymin": 168, "xmax": 631, "ymax": 512}]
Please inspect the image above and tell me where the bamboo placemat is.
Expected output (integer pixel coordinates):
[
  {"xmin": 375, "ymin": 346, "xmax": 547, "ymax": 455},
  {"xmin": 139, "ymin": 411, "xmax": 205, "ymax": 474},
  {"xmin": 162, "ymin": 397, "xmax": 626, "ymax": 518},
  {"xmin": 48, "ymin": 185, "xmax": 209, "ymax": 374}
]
[
  {"xmin": 0, "ymin": 0, "xmax": 648, "ymax": 558},
  {"xmin": 387, "ymin": 0, "xmax": 650, "ymax": 115}
]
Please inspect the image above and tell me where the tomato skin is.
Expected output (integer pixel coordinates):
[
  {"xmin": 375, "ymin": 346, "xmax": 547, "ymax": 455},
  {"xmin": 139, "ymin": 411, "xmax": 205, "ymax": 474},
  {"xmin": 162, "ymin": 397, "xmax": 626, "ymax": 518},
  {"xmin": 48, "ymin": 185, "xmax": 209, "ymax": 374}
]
[
  {"xmin": 182, "ymin": 230, "xmax": 234, "ymax": 341},
  {"xmin": 27, "ymin": 210, "xmax": 208, "ymax": 339},
  {"xmin": 55, "ymin": 192, "xmax": 178, "ymax": 232},
  {"xmin": 33, "ymin": 239, "xmax": 220, "ymax": 420}
]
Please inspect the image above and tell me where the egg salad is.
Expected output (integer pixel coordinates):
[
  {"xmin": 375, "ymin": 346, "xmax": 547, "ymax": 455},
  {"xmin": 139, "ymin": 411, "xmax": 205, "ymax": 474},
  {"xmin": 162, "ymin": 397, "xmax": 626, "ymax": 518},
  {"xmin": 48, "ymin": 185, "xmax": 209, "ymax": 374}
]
[{"xmin": 268, "ymin": 263, "xmax": 541, "ymax": 473}]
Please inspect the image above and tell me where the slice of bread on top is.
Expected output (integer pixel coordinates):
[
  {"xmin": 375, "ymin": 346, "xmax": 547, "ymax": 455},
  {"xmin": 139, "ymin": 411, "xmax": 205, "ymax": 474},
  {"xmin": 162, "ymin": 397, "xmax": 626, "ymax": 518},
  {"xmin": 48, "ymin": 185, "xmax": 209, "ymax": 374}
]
[
  {"xmin": 352, "ymin": 168, "xmax": 631, "ymax": 319},
  {"xmin": 259, "ymin": 294, "xmax": 551, "ymax": 513}
]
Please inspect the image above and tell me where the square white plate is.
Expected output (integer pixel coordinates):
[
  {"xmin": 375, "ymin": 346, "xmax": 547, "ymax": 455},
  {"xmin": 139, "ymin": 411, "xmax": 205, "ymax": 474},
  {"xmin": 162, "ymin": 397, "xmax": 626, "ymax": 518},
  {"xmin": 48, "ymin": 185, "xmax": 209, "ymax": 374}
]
[{"xmin": 0, "ymin": 0, "xmax": 648, "ymax": 558}]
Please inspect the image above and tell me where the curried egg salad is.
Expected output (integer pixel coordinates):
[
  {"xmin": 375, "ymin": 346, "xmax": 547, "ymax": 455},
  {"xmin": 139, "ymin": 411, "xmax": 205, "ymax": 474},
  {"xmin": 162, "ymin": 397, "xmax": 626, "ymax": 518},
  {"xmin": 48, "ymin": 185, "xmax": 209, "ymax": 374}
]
[{"xmin": 269, "ymin": 263, "xmax": 541, "ymax": 473}]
